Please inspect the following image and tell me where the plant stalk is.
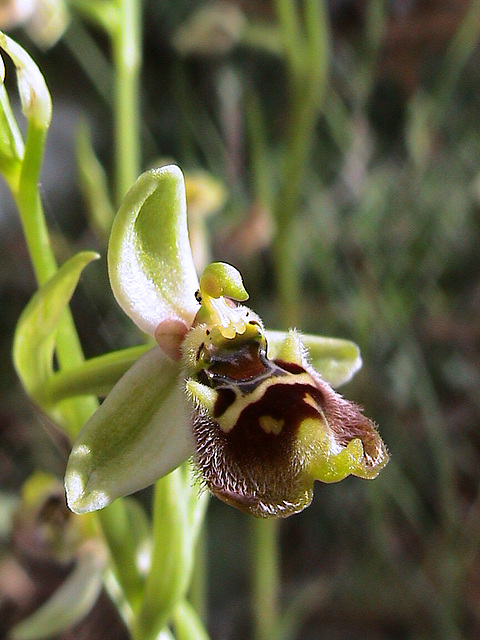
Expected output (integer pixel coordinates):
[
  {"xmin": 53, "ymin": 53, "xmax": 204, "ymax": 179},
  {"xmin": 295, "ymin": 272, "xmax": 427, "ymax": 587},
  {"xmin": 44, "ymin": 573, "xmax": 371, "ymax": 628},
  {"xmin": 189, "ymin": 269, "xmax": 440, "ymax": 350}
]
[
  {"xmin": 112, "ymin": 0, "xmax": 142, "ymax": 204},
  {"xmin": 250, "ymin": 518, "xmax": 281, "ymax": 640}
]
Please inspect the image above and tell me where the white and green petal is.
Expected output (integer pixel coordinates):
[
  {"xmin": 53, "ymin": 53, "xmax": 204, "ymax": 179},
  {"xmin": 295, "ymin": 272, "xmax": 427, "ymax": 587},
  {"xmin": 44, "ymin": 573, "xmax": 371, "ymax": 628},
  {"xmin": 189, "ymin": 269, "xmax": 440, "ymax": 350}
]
[
  {"xmin": 65, "ymin": 348, "xmax": 194, "ymax": 514},
  {"xmin": 108, "ymin": 165, "xmax": 200, "ymax": 340}
]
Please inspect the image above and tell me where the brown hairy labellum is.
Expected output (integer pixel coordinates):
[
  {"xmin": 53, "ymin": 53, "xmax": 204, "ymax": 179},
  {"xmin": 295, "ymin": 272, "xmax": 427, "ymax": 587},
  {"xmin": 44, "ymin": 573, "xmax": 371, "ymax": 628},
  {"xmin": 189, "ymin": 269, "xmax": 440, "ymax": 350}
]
[{"xmin": 186, "ymin": 323, "xmax": 387, "ymax": 518}]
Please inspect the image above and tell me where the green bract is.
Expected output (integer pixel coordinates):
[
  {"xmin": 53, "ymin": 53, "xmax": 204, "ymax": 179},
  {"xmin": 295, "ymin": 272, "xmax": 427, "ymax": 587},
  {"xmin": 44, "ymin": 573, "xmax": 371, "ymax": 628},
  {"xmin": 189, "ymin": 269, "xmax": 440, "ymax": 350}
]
[
  {"xmin": 14, "ymin": 252, "xmax": 100, "ymax": 401},
  {"xmin": 0, "ymin": 31, "xmax": 52, "ymax": 129},
  {"xmin": 13, "ymin": 251, "xmax": 100, "ymax": 435},
  {"xmin": 66, "ymin": 164, "xmax": 388, "ymax": 518}
]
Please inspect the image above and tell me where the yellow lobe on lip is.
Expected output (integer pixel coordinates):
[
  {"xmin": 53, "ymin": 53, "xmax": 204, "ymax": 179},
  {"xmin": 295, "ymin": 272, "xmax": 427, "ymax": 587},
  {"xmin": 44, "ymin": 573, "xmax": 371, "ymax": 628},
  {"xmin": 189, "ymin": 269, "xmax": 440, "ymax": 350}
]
[{"xmin": 259, "ymin": 415, "xmax": 284, "ymax": 435}]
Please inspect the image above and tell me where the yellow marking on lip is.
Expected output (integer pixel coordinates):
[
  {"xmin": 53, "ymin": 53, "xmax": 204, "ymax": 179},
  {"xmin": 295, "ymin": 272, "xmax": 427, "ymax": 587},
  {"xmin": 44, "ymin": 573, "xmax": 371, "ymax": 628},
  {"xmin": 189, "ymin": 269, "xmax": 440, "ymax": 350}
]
[
  {"xmin": 259, "ymin": 415, "xmax": 284, "ymax": 435},
  {"xmin": 303, "ymin": 392, "xmax": 320, "ymax": 411}
]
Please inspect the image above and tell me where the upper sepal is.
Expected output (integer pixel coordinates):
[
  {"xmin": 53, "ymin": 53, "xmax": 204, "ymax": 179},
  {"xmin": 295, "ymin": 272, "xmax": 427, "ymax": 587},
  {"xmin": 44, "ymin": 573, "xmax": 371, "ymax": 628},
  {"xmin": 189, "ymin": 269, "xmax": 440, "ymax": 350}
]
[
  {"xmin": 108, "ymin": 164, "xmax": 200, "ymax": 337},
  {"xmin": 65, "ymin": 347, "xmax": 194, "ymax": 514}
]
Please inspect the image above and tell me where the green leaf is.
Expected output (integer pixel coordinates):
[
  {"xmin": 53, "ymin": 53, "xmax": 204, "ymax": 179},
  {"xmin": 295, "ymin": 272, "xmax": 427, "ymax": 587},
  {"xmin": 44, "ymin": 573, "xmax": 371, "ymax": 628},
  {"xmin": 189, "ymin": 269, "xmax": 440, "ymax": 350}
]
[
  {"xmin": 265, "ymin": 330, "xmax": 362, "ymax": 387},
  {"xmin": 9, "ymin": 542, "xmax": 106, "ymax": 640},
  {"xmin": 0, "ymin": 31, "xmax": 52, "ymax": 129},
  {"xmin": 137, "ymin": 469, "xmax": 196, "ymax": 639},
  {"xmin": 65, "ymin": 348, "xmax": 194, "ymax": 514},
  {"xmin": 108, "ymin": 165, "xmax": 200, "ymax": 337},
  {"xmin": 13, "ymin": 251, "xmax": 100, "ymax": 401}
]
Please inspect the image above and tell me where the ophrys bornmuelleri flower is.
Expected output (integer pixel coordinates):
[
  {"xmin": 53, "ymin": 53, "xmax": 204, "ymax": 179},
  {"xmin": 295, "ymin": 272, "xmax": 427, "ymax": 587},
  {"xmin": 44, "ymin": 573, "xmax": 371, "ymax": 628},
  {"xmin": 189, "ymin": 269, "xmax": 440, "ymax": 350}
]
[{"xmin": 65, "ymin": 165, "xmax": 388, "ymax": 518}]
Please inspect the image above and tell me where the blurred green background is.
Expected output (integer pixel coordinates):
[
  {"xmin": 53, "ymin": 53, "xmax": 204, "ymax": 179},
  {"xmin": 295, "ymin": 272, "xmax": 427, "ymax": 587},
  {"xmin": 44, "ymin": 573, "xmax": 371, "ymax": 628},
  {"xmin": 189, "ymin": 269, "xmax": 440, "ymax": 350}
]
[{"xmin": 1, "ymin": 1, "xmax": 480, "ymax": 638}]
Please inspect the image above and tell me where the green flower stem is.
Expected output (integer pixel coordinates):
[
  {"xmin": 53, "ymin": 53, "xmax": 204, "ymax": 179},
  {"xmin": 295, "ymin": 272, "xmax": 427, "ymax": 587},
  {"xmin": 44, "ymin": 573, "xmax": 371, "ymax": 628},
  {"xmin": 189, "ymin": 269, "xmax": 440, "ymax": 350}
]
[
  {"xmin": 97, "ymin": 498, "xmax": 144, "ymax": 611},
  {"xmin": 274, "ymin": 0, "xmax": 303, "ymax": 77},
  {"xmin": 172, "ymin": 599, "xmax": 210, "ymax": 640},
  {"xmin": 273, "ymin": 227, "xmax": 301, "ymax": 327},
  {"xmin": 15, "ymin": 121, "xmax": 57, "ymax": 285},
  {"xmin": 39, "ymin": 344, "xmax": 151, "ymax": 405},
  {"xmin": 188, "ymin": 528, "xmax": 207, "ymax": 624},
  {"xmin": 135, "ymin": 470, "xmax": 193, "ymax": 640},
  {"xmin": 112, "ymin": 0, "xmax": 142, "ymax": 204},
  {"xmin": 250, "ymin": 518, "xmax": 281, "ymax": 640},
  {"xmin": 273, "ymin": 0, "xmax": 329, "ymax": 328}
]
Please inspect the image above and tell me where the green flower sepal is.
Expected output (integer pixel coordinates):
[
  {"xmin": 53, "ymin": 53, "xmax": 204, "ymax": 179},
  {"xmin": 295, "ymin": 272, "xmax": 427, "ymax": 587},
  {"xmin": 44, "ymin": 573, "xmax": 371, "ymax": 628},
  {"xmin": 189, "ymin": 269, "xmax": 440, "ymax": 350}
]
[{"xmin": 65, "ymin": 165, "xmax": 388, "ymax": 518}]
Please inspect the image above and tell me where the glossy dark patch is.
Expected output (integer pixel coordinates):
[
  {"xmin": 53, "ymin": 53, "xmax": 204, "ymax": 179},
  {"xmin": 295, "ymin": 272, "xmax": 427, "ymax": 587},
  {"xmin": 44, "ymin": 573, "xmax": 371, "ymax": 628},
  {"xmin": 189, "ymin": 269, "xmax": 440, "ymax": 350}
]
[
  {"xmin": 208, "ymin": 342, "xmax": 268, "ymax": 381},
  {"xmin": 199, "ymin": 339, "xmax": 288, "ymax": 395},
  {"xmin": 274, "ymin": 359, "xmax": 306, "ymax": 375}
]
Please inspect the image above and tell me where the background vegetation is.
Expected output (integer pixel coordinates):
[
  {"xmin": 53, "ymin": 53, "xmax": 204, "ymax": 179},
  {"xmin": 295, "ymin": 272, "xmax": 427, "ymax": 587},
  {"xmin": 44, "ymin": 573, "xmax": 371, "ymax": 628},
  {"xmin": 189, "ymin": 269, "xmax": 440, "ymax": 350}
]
[{"xmin": 1, "ymin": 1, "xmax": 480, "ymax": 639}]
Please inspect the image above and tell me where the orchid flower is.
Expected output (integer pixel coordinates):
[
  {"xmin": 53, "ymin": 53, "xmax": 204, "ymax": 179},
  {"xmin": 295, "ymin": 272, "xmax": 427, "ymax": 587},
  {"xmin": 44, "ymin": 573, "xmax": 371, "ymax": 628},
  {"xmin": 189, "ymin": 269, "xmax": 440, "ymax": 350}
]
[{"xmin": 65, "ymin": 164, "xmax": 388, "ymax": 518}]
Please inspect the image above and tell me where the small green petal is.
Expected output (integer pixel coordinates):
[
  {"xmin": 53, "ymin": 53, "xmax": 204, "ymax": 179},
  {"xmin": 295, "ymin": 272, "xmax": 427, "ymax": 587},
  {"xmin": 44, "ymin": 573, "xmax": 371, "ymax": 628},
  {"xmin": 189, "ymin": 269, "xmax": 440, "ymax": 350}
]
[
  {"xmin": 185, "ymin": 379, "xmax": 217, "ymax": 414},
  {"xmin": 13, "ymin": 251, "xmax": 100, "ymax": 400},
  {"xmin": 65, "ymin": 348, "xmax": 194, "ymax": 514},
  {"xmin": 9, "ymin": 541, "xmax": 106, "ymax": 640},
  {"xmin": 267, "ymin": 329, "xmax": 304, "ymax": 365},
  {"xmin": 265, "ymin": 330, "xmax": 362, "ymax": 387},
  {"xmin": 108, "ymin": 165, "xmax": 200, "ymax": 336}
]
